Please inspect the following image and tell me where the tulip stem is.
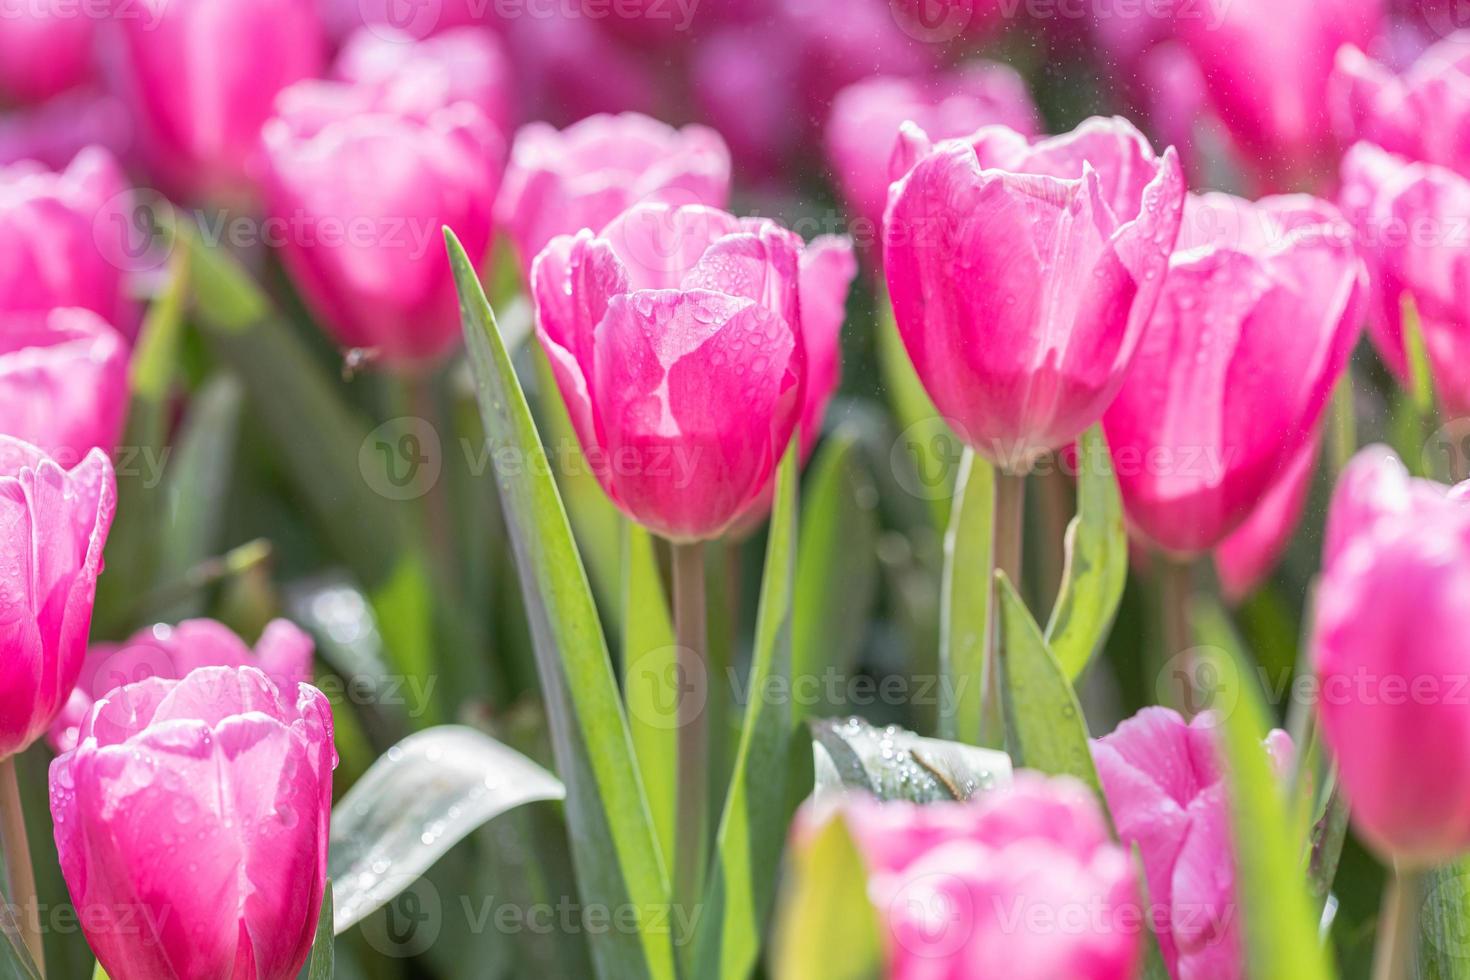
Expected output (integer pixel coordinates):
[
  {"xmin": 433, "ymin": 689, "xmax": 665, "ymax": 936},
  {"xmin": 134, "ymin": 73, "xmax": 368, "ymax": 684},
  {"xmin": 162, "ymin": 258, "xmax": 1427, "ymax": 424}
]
[
  {"xmin": 0, "ymin": 756, "xmax": 44, "ymax": 976},
  {"xmin": 994, "ymin": 470, "xmax": 1026, "ymax": 590},
  {"xmin": 1372, "ymin": 865, "xmax": 1425, "ymax": 980},
  {"xmin": 1160, "ymin": 559, "xmax": 1197, "ymax": 716},
  {"xmin": 671, "ymin": 541, "xmax": 708, "ymax": 920}
]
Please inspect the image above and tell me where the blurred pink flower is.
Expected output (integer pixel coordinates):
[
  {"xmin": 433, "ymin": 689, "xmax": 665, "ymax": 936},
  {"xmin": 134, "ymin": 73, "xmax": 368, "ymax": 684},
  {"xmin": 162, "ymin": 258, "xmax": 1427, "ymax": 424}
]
[
  {"xmin": 504, "ymin": 14, "xmax": 659, "ymax": 126},
  {"xmin": 0, "ymin": 0, "xmax": 96, "ymax": 105},
  {"xmin": 50, "ymin": 666, "xmax": 335, "ymax": 980},
  {"xmin": 106, "ymin": 0, "xmax": 326, "ymax": 205},
  {"xmin": 1094, "ymin": 707, "xmax": 1293, "ymax": 980},
  {"xmin": 530, "ymin": 203, "xmax": 806, "ymax": 540},
  {"xmin": 884, "ymin": 116, "xmax": 1184, "ymax": 468},
  {"xmin": 1313, "ymin": 445, "xmax": 1470, "ymax": 865},
  {"xmin": 497, "ymin": 112, "xmax": 730, "ymax": 272},
  {"xmin": 1104, "ymin": 193, "xmax": 1363, "ymax": 554},
  {"xmin": 48, "ymin": 619, "xmax": 315, "ymax": 755},
  {"xmin": 1214, "ymin": 432, "xmax": 1321, "ymax": 601},
  {"xmin": 812, "ymin": 774, "xmax": 1141, "ymax": 980},
  {"xmin": 0, "ymin": 437, "xmax": 115, "ymax": 758},
  {"xmin": 1339, "ymin": 141, "xmax": 1470, "ymax": 409},
  {"xmin": 334, "ymin": 25, "xmax": 515, "ymax": 136},
  {"xmin": 262, "ymin": 78, "xmax": 504, "ymax": 365},
  {"xmin": 826, "ymin": 65, "xmax": 1041, "ymax": 244},
  {"xmin": 1332, "ymin": 31, "xmax": 1470, "ymax": 177},
  {"xmin": 0, "ymin": 148, "xmax": 141, "ymax": 340},
  {"xmin": 0, "ymin": 90, "xmax": 134, "ymax": 171},
  {"xmin": 0, "ymin": 308, "xmax": 129, "ymax": 466}
]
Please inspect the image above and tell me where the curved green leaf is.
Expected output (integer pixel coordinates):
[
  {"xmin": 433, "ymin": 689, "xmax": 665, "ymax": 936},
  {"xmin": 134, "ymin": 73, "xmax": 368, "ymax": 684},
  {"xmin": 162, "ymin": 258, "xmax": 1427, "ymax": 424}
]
[
  {"xmin": 301, "ymin": 887, "xmax": 333, "ymax": 980},
  {"xmin": 939, "ymin": 448, "xmax": 995, "ymax": 743},
  {"xmin": 1046, "ymin": 424, "xmax": 1126, "ymax": 680},
  {"xmin": 772, "ymin": 814, "xmax": 882, "ymax": 980},
  {"xmin": 450, "ymin": 229, "xmax": 674, "ymax": 980}
]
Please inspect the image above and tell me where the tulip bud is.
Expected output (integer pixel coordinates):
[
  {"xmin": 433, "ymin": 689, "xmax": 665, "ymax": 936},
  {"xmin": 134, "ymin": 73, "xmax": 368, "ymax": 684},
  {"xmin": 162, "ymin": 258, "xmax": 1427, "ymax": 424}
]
[
  {"xmin": 1313, "ymin": 447, "xmax": 1470, "ymax": 865},
  {"xmin": 883, "ymin": 116, "xmax": 1185, "ymax": 468},
  {"xmin": 1103, "ymin": 193, "xmax": 1364, "ymax": 554},
  {"xmin": 0, "ymin": 148, "xmax": 141, "ymax": 339},
  {"xmin": 1339, "ymin": 142, "xmax": 1470, "ymax": 411},
  {"xmin": 0, "ymin": 437, "xmax": 116, "ymax": 758},
  {"xmin": 108, "ymin": 0, "xmax": 325, "ymax": 205},
  {"xmin": 261, "ymin": 78, "xmax": 504, "ymax": 365},
  {"xmin": 530, "ymin": 203, "xmax": 807, "ymax": 541},
  {"xmin": 806, "ymin": 774, "xmax": 1142, "ymax": 980},
  {"xmin": 0, "ymin": 0, "xmax": 95, "ymax": 105},
  {"xmin": 48, "ymin": 619, "xmax": 315, "ymax": 755},
  {"xmin": 827, "ymin": 65, "xmax": 1041, "ymax": 247},
  {"xmin": 497, "ymin": 113, "xmax": 731, "ymax": 273},
  {"xmin": 1094, "ymin": 707, "xmax": 1293, "ymax": 980},
  {"xmin": 50, "ymin": 666, "xmax": 336, "ymax": 980}
]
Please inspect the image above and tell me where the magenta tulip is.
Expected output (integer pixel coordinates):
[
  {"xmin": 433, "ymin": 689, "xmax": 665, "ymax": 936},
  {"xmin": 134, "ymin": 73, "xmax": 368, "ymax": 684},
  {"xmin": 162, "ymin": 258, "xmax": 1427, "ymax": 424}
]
[
  {"xmin": 334, "ymin": 25, "xmax": 515, "ymax": 137},
  {"xmin": 322, "ymin": 0, "xmax": 490, "ymax": 42},
  {"xmin": 795, "ymin": 235, "xmax": 857, "ymax": 455},
  {"xmin": 0, "ymin": 91, "xmax": 133, "ymax": 172},
  {"xmin": 261, "ymin": 79, "xmax": 503, "ymax": 365},
  {"xmin": 0, "ymin": 148, "xmax": 140, "ymax": 339},
  {"xmin": 1339, "ymin": 141, "xmax": 1470, "ymax": 410},
  {"xmin": 48, "ymin": 619, "xmax": 315, "ymax": 754},
  {"xmin": 0, "ymin": 308, "xmax": 129, "ymax": 466},
  {"xmin": 531, "ymin": 203, "xmax": 807, "ymax": 540},
  {"xmin": 1173, "ymin": 0, "xmax": 1383, "ymax": 181},
  {"xmin": 1103, "ymin": 193, "xmax": 1364, "ymax": 554},
  {"xmin": 883, "ymin": 116, "xmax": 1185, "ymax": 468},
  {"xmin": 0, "ymin": 0, "xmax": 95, "ymax": 105},
  {"xmin": 815, "ymin": 774, "xmax": 1141, "ymax": 980},
  {"xmin": 107, "ymin": 0, "xmax": 325, "ymax": 205},
  {"xmin": 1332, "ymin": 32, "xmax": 1470, "ymax": 179},
  {"xmin": 826, "ymin": 65, "xmax": 1041, "ymax": 244},
  {"xmin": 1094, "ymin": 707, "xmax": 1292, "ymax": 980},
  {"xmin": 504, "ymin": 14, "xmax": 659, "ymax": 128},
  {"xmin": 497, "ymin": 113, "xmax": 731, "ymax": 273},
  {"xmin": 1313, "ymin": 447, "xmax": 1470, "ymax": 864},
  {"xmin": 50, "ymin": 666, "xmax": 336, "ymax": 980},
  {"xmin": 0, "ymin": 437, "xmax": 115, "ymax": 759},
  {"xmin": 1215, "ymin": 433, "xmax": 1321, "ymax": 601}
]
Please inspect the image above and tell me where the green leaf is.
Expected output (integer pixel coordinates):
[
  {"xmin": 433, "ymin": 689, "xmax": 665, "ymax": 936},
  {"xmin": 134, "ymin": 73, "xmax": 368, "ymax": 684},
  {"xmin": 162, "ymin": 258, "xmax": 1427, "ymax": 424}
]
[
  {"xmin": 771, "ymin": 813, "xmax": 882, "ymax": 980},
  {"xmin": 1419, "ymin": 861, "xmax": 1470, "ymax": 979},
  {"xmin": 149, "ymin": 374, "xmax": 243, "ymax": 621},
  {"xmin": 792, "ymin": 426, "xmax": 880, "ymax": 723},
  {"xmin": 938, "ymin": 448, "xmax": 994, "ymax": 743},
  {"xmin": 0, "ymin": 902, "xmax": 39, "ymax": 980},
  {"xmin": 330, "ymin": 726, "xmax": 565, "ymax": 933},
  {"xmin": 300, "ymin": 886, "xmax": 333, "ymax": 980},
  {"xmin": 91, "ymin": 965, "xmax": 108, "ymax": 980},
  {"xmin": 622, "ymin": 521, "xmax": 678, "ymax": 879},
  {"xmin": 693, "ymin": 445, "xmax": 799, "ymax": 980},
  {"xmin": 1046, "ymin": 425, "xmax": 1127, "ymax": 680},
  {"xmin": 995, "ymin": 573, "xmax": 1104, "ymax": 797},
  {"xmin": 1198, "ymin": 644, "xmax": 1336, "ymax": 980},
  {"xmin": 450, "ymin": 228, "xmax": 674, "ymax": 980},
  {"xmin": 181, "ymin": 224, "xmax": 438, "ymax": 701},
  {"xmin": 1404, "ymin": 293, "xmax": 1435, "ymax": 417},
  {"xmin": 810, "ymin": 717, "xmax": 1012, "ymax": 803}
]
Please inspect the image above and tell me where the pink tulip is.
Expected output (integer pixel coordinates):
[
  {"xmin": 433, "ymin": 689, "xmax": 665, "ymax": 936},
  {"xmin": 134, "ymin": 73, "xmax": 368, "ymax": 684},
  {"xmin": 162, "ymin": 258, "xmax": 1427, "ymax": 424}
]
[
  {"xmin": 1103, "ymin": 193, "xmax": 1364, "ymax": 554},
  {"xmin": 1332, "ymin": 32, "xmax": 1470, "ymax": 178},
  {"xmin": 1339, "ymin": 141, "xmax": 1470, "ymax": 410},
  {"xmin": 107, "ymin": 0, "xmax": 325, "ymax": 205},
  {"xmin": 1173, "ymin": 0, "xmax": 1383, "ymax": 182},
  {"xmin": 0, "ymin": 0, "xmax": 95, "ymax": 105},
  {"xmin": 795, "ymin": 235, "xmax": 857, "ymax": 456},
  {"xmin": 0, "ymin": 437, "xmax": 115, "ymax": 758},
  {"xmin": 0, "ymin": 90, "xmax": 134, "ymax": 172},
  {"xmin": 530, "ymin": 203, "xmax": 807, "ymax": 540},
  {"xmin": 0, "ymin": 148, "xmax": 140, "ymax": 339},
  {"xmin": 809, "ymin": 774, "xmax": 1141, "ymax": 980},
  {"xmin": 0, "ymin": 308, "xmax": 129, "ymax": 466},
  {"xmin": 883, "ymin": 116, "xmax": 1185, "ymax": 468},
  {"xmin": 504, "ymin": 15, "xmax": 659, "ymax": 127},
  {"xmin": 50, "ymin": 666, "xmax": 336, "ymax": 980},
  {"xmin": 1215, "ymin": 433, "xmax": 1321, "ymax": 601},
  {"xmin": 334, "ymin": 25, "xmax": 515, "ymax": 136},
  {"xmin": 48, "ymin": 619, "xmax": 315, "ymax": 755},
  {"xmin": 498, "ymin": 113, "xmax": 731, "ymax": 274},
  {"xmin": 261, "ymin": 79, "xmax": 504, "ymax": 365},
  {"xmin": 1313, "ymin": 449, "xmax": 1470, "ymax": 865},
  {"xmin": 826, "ymin": 65, "xmax": 1042, "ymax": 244},
  {"xmin": 1094, "ymin": 707, "xmax": 1292, "ymax": 980},
  {"xmin": 320, "ymin": 0, "xmax": 490, "ymax": 43}
]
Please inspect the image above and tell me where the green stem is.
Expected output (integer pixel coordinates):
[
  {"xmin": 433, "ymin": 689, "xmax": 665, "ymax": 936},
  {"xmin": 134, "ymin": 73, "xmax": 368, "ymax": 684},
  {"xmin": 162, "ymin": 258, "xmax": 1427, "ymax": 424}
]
[
  {"xmin": 1372, "ymin": 865, "xmax": 1425, "ymax": 980},
  {"xmin": 671, "ymin": 541, "xmax": 708, "ymax": 917},
  {"xmin": 984, "ymin": 470, "xmax": 1026, "ymax": 744},
  {"xmin": 1160, "ymin": 559, "xmax": 1198, "ymax": 716},
  {"xmin": 0, "ymin": 756, "xmax": 44, "ymax": 976}
]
